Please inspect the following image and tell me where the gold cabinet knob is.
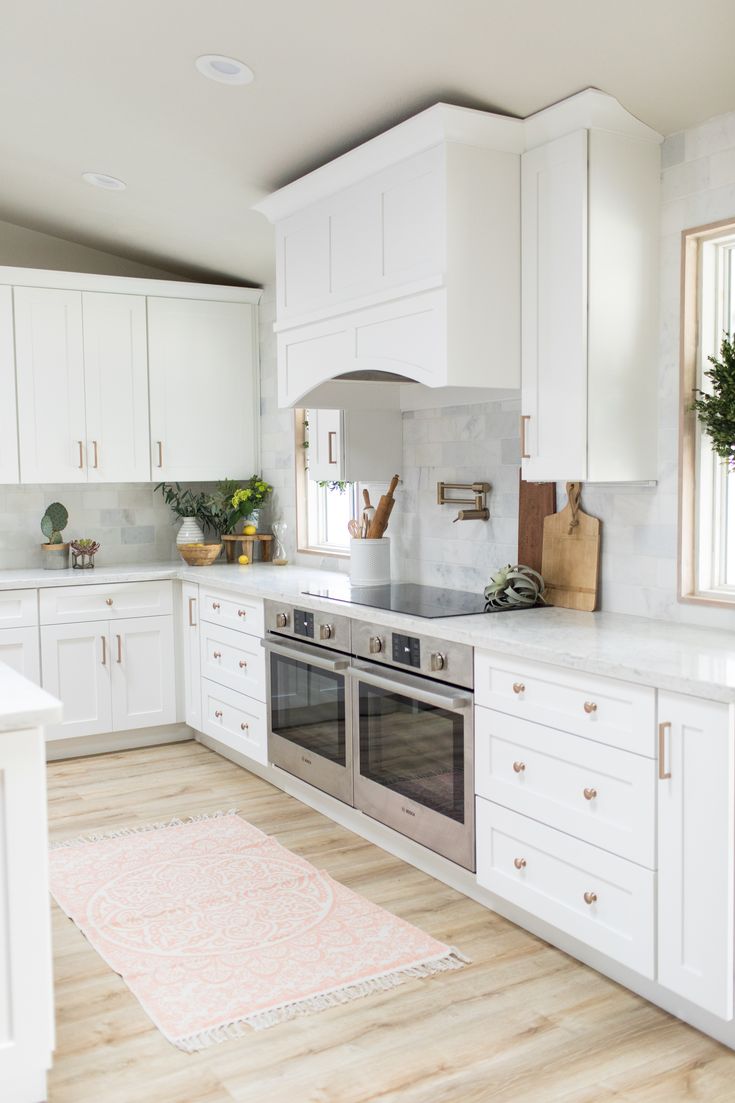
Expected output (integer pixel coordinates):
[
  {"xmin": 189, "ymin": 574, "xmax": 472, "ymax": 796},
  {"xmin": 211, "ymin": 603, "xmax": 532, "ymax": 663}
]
[
  {"xmin": 240, "ymin": 721, "xmax": 249, "ymax": 731},
  {"xmin": 583, "ymin": 891, "xmax": 598, "ymax": 905},
  {"xmin": 239, "ymin": 660, "xmax": 248, "ymax": 669},
  {"xmin": 237, "ymin": 609, "xmax": 247, "ymax": 618},
  {"xmin": 512, "ymin": 682, "xmax": 525, "ymax": 695},
  {"xmin": 513, "ymin": 857, "xmax": 527, "ymax": 870},
  {"xmin": 512, "ymin": 761, "xmax": 526, "ymax": 773},
  {"xmin": 583, "ymin": 701, "xmax": 598, "ymax": 714},
  {"xmin": 214, "ymin": 710, "xmax": 223, "ymax": 719},
  {"xmin": 212, "ymin": 601, "xmax": 220, "ymax": 610},
  {"xmin": 583, "ymin": 787, "xmax": 598, "ymax": 801},
  {"xmin": 105, "ymin": 597, "xmax": 113, "ymax": 606},
  {"xmin": 213, "ymin": 651, "xmax": 221, "ymax": 659}
]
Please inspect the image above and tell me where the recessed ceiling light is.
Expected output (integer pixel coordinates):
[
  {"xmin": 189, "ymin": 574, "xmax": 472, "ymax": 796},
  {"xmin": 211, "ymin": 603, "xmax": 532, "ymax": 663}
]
[
  {"xmin": 195, "ymin": 54, "xmax": 254, "ymax": 85},
  {"xmin": 82, "ymin": 172, "xmax": 126, "ymax": 191}
]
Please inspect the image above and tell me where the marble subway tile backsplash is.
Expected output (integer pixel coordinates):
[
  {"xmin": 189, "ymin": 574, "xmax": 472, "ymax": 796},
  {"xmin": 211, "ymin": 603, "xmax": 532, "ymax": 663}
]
[{"xmin": 0, "ymin": 484, "xmax": 180, "ymax": 569}]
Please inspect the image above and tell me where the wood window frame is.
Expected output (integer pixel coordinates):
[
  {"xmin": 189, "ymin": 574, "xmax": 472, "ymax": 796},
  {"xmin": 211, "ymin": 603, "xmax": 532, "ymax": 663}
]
[
  {"xmin": 293, "ymin": 408, "xmax": 351, "ymax": 559},
  {"xmin": 679, "ymin": 216, "xmax": 735, "ymax": 606}
]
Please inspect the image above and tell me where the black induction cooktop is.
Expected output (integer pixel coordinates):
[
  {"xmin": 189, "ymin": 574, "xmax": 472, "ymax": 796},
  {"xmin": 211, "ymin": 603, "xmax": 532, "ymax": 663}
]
[{"xmin": 301, "ymin": 582, "xmax": 494, "ymax": 619}]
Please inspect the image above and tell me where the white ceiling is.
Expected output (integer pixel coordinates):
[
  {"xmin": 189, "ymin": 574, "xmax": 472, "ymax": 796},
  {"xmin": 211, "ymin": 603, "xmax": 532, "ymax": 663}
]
[{"xmin": 2, "ymin": 0, "xmax": 735, "ymax": 286}]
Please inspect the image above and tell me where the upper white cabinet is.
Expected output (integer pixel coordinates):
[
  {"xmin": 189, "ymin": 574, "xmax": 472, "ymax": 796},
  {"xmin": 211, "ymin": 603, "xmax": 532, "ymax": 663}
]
[
  {"xmin": 255, "ymin": 104, "xmax": 523, "ymax": 406},
  {"xmin": 148, "ymin": 297, "xmax": 258, "ymax": 481},
  {"xmin": 657, "ymin": 692, "xmax": 735, "ymax": 1020},
  {"xmin": 521, "ymin": 111, "xmax": 661, "ymax": 482},
  {"xmin": 14, "ymin": 287, "xmax": 87, "ymax": 483},
  {"xmin": 308, "ymin": 407, "xmax": 403, "ymax": 483},
  {"xmin": 0, "ymin": 287, "xmax": 19, "ymax": 483},
  {"xmin": 82, "ymin": 292, "xmax": 150, "ymax": 482}
]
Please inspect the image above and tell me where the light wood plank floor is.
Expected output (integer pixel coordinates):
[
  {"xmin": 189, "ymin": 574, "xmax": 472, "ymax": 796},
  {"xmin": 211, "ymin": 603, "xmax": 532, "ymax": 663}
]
[{"xmin": 46, "ymin": 741, "xmax": 735, "ymax": 1103}]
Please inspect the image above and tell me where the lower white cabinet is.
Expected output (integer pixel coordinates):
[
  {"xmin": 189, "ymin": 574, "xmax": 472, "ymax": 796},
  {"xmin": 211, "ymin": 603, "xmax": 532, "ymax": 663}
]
[
  {"xmin": 0, "ymin": 626, "xmax": 40, "ymax": 683},
  {"xmin": 201, "ymin": 678, "xmax": 268, "ymax": 766},
  {"xmin": 657, "ymin": 692, "xmax": 735, "ymax": 1020},
  {"xmin": 181, "ymin": 582, "xmax": 201, "ymax": 731},
  {"xmin": 41, "ymin": 615, "xmax": 175, "ymax": 741}
]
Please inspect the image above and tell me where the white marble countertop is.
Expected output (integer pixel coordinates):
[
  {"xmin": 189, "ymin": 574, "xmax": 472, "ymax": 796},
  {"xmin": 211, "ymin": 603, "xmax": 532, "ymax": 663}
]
[
  {"xmin": 3, "ymin": 561, "xmax": 735, "ymax": 704},
  {"xmin": 0, "ymin": 663, "xmax": 62, "ymax": 732}
]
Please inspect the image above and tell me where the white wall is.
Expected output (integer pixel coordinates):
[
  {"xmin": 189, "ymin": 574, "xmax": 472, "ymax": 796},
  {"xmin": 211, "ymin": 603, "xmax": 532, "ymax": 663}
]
[
  {"xmin": 257, "ymin": 106, "xmax": 735, "ymax": 629},
  {"xmin": 0, "ymin": 218, "xmax": 183, "ymax": 279}
]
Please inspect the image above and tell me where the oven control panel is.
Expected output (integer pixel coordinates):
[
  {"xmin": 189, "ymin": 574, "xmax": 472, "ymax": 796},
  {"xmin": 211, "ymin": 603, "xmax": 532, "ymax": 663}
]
[
  {"xmin": 392, "ymin": 633, "xmax": 420, "ymax": 668},
  {"xmin": 293, "ymin": 609, "xmax": 315, "ymax": 638}
]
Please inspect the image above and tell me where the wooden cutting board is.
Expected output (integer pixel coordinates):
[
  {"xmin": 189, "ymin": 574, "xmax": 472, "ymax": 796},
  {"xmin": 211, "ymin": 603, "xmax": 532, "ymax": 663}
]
[
  {"xmin": 541, "ymin": 482, "xmax": 601, "ymax": 611},
  {"xmin": 518, "ymin": 475, "xmax": 556, "ymax": 574}
]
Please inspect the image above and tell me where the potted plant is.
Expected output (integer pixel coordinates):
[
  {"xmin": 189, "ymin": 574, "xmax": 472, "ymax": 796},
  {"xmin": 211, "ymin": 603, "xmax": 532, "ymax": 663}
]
[
  {"xmin": 155, "ymin": 483, "xmax": 207, "ymax": 545},
  {"xmin": 41, "ymin": 502, "xmax": 70, "ymax": 569},
  {"xmin": 70, "ymin": 538, "xmax": 101, "ymax": 569},
  {"xmin": 691, "ymin": 333, "xmax": 735, "ymax": 468},
  {"xmin": 201, "ymin": 477, "xmax": 273, "ymax": 538}
]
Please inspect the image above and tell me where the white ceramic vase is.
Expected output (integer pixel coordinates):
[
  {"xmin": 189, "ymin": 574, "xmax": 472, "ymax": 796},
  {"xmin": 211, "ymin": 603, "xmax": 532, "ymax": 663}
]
[{"xmin": 176, "ymin": 516, "xmax": 205, "ymax": 546}]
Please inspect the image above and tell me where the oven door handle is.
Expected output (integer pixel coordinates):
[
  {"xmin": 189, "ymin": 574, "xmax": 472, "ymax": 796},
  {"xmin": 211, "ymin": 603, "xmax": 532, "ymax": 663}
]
[
  {"xmin": 261, "ymin": 635, "xmax": 351, "ymax": 673},
  {"xmin": 350, "ymin": 661, "xmax": 472, "ymax": 711}
]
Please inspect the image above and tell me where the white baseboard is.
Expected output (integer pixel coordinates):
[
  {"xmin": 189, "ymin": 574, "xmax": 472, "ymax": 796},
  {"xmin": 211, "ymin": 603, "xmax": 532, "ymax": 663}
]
[{"xmin": 46, "ymin": 723, "xmax": 194, "ymax": 761}]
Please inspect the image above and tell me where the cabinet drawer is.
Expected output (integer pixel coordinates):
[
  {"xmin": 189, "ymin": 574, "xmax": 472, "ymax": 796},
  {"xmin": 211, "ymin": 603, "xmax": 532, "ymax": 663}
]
[
  {"xmin": 0, "ymin": 588, "xmax": 37, "ymax": 629},
  {"xmin": 199, "ymin": 621, "xmax": 266, "ymax": 702},
  {"xmin": 474, "ymin": 651, "xmax": 655, "ymax": 755},
  {"xmin": 201, "ymin": 678, "xmax": 267, "ymax": 766},
  {"xmin": 475, "ymin": 707, "xmax": 655, "ymax": 867},
  {"xmin": 40, "ymin": 580, "xmax": 173, "ymax": 624},
  {"xmin": 199, "ymin": 587, "xmax": 264, "ymax": 637},
  {"xmin": 476, "ymin": 799, "xmax": 654, "ymax": 977}
]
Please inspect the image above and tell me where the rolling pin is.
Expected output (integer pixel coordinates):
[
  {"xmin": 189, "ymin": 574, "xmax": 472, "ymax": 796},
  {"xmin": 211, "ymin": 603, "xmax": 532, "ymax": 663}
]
[
  {"xmin": 361, "ymin": 488, "xmax": 375, "ymax": 537},
  {"xmin": 367, "ymin": 475, "xmax": 400, "ymax": 538}
]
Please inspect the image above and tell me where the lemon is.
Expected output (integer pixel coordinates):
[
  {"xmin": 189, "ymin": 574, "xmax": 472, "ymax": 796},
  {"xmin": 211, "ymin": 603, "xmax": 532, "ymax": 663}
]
[
  {"xmin": 243, "ymin": 524, "xmax": 257, "ymax": 536},
  {"xmin": 238, "ymin": 554, "xmax": 250, "ymax": 565}
]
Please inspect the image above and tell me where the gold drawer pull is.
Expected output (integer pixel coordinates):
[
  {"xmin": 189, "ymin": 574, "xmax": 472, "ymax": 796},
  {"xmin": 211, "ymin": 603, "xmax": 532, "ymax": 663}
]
[
  {"xmin": 240, "ymin": 721, "xmax": 249, "ymax": 731},
  {"xmin": 658, "ymin": 721, "xmax": 672, "ymax": 780},
  {"xmin": 213, "ymin": 651, "xmax": 222, "ymax": 659},
  {"xmin": 212, "ymin": 601, "xmax": 220, "ymax": 610},
  {"xmin": 105, "ymin": 597, "xmax": 113, "ymax": 606},
  {"xmin": 583, "ymin": 891, "xmax": 598, "ymax": 905},
  {"xmin": 188, "ymin": 596, "xmax": 196, "ymax": 626},
  {"xmin": 520, "ymin": 415, "xmax": 531, "ymax": 460},
  {"xmin": 513, "ymin": 857, "xmax": 527, "ymax": 870},
  {"xmin": 512, "ymin": 761, "xmax": 526, "ymax": 773},
  {"xmin": 239, "ymin": 660, "xmax": 248, "ymax": 669},
  {"xmin": 77, "ymin": 440, "xmax": 84, "ymax": 468},
  {"xmin": 583, "ymin": 701, "xmax": 598, "ymax": 714},
  {"xmin": 100, "ymin": 635, "xmax": 106, "ymax": 666},
  {"xmin": 214, "ymin": 710, "xmax": 223, "ymax": 719},
  {"xmin": 237, "ymin": 609, "xmax": 247, "ymax": 618},
  {"xmin": 512, "ymin": 682, "xmax": 525, "ymax": 695},
  {"xmin": 583, "ymin": 787, "xmax": 597, "ymax": 801}
]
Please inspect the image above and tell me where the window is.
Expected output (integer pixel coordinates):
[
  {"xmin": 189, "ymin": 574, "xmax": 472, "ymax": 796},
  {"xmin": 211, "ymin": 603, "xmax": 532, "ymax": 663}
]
[
  {"xmin": 295, "ymin": 409, "xmax": 359, "ymax": 556},
  {"xmin": 680, "ymin": 220, "xmax": 735, "ymax": 603}
]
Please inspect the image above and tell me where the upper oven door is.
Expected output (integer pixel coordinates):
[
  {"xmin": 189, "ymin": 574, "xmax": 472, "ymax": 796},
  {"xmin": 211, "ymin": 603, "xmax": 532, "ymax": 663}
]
[
  {"xmin": 263, "ymin": 636, "xmax": 354, "ymax": 805},
  {"xmin": 351, "ymin": 660, "xmax": 475, "ymax": 870}
]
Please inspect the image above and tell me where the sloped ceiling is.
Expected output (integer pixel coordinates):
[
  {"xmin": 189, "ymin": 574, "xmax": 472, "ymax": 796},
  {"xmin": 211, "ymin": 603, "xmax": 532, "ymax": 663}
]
[{"xmin": 2, "ymin": 0, "xmax": 734, "ymax": 284}]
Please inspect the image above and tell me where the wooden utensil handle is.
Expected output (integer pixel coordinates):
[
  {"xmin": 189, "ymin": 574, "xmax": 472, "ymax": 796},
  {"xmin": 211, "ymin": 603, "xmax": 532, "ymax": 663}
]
[
  {"xmin": 387, "ymin": 474, "xmax": 400, "ymax": 498},
  {"xmin": 363, "ymin": 488, "xmax": 372, "ymax": 508}
]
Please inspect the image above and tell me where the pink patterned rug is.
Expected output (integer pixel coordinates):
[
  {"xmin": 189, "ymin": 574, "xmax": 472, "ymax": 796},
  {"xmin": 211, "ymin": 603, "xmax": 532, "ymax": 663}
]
[{"xmin": 49, "ymin": 811, "xmax": 467, "ymax": 1051}]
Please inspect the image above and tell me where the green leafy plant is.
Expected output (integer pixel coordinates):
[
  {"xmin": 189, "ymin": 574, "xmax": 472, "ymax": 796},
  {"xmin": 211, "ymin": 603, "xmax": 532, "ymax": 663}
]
[
  {"xmin": 155, "ymin": 483, "xmax": 209, "ymax": 520},
  {"xmin": 200, "ymin": 477, "xmax": 273, "ymax": 537},
  {"xmin": 691, "ymin": 333, "xmax": 735, "ymax": 467},
  {"xmin": 484, "ymin": 564, "xmax": 546, "ymax": 609},
  {"xmin": 41, "ymin": 502, "xmax": 69, "ymax": 544}
]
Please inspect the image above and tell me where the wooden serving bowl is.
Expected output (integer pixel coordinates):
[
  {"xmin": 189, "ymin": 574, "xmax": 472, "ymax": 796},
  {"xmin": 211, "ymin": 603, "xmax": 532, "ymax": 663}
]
[{"xmin": 178, "ymin": 542, "xmax": 222, "ymax": 566}]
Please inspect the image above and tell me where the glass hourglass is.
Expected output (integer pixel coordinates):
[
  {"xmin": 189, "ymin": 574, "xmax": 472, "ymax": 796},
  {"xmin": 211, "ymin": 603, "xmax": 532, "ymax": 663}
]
[{"xmin": 271, "ymin": 521, "xmax": 288, "ymax": 566}]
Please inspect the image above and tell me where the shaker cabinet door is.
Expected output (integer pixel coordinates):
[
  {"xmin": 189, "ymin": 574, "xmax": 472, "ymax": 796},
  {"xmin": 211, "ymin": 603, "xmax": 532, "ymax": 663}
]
[
  {"xmin": 15, "ymin": 287, "xmax": 87, "ymax": 483},
  {"xmin": 148, "ymin": 297, "xmax": 257, "ymax": 481},
  {"xmin": 657, "ymin": 692, "xmax": 735, "ymax": 1019},
  {"xmin": 110, "ymin": 615, "xmax": 176, "ymax": 732},
  {"xmin": 308, "ymin": 409, "xmax": 343, "ymax": 482},
  {"xmin": 82, "ymin": 292, "xmax": 150, "ymax": 482},
  {"xmin": 41, "ymin": 623, "xmax": 112, "ymax": 741},
  {"xmin": 0, "ymin": 287, "xmax": 19, "ymax": 483}
]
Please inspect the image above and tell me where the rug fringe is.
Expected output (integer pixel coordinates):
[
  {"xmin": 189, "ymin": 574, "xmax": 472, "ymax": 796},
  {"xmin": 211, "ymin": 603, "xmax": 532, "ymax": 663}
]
[
  {"xmin": 49, "ymin": 809, "xmax": 240, "ymax": 850},
  {"xmin": 171, "ymin": 948, "xmax": 470, "ymax": 1051}
]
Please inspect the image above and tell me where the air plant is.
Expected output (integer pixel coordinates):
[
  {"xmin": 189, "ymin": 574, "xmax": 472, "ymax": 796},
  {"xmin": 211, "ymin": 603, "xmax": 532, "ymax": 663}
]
[
  {"xmin": 484, "ymin": 564, "xmax": 546, "ymax": 610},
  {"xmin": 41, "ymin": 502, "xmax": 69, "ymax": 545}
]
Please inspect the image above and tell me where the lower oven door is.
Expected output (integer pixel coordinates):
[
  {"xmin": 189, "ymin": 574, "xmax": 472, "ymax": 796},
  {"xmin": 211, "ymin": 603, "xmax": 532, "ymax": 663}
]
[
  {"xmin": 264, "ymin": 635, "xmax": 353, "ymax": 805},
  {"xmin": 352, "ymin": 660, "xmax": 475, "ymax": 870}
]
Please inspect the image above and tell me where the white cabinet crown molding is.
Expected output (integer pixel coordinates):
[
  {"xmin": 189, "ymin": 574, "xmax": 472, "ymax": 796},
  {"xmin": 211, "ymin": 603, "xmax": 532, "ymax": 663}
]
[{"xmin": 0, "ymin": 265, "xmax": 262, "ymax": 303}]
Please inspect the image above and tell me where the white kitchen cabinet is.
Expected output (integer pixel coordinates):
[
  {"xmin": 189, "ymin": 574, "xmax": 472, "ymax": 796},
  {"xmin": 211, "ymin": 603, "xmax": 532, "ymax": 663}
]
[
  {"xmin": 148, "ymin": 297, "xmax": 258, "ymax": 481},
  {"xmin": 307, "ymin": 407, "xmax": 402, "ymax": 483},
  {"xmin": 657, "ymin": 692, "xmax": 735, "ymax": 1020},
  {"xmin": 0, "ymin": 627, "xmax": 40, "ymax": 683},
  {"xmin": 110, "ymin": 616, "xmax": 176, "ymax": 732},
  {"xmin": 0, "ymin": 287, "xmax": 19, "ymax": 483},
  {"xmin": 14, "ymin": 286, "xmax": 87, "ymax": 483},
  {"xmin": 181, "ymin": 582, "xmax": 201, "ymax": 731},
  {"xmin": 521, "ymin": 126, "xmax": 660, "ymax": 482},
  {"xmin": 41, "ymin": 622, "xmax": 112, "ymax": 741},
  {"xmin": 82, "ymin": 291, "xmax": 150, "ymax": 482}
]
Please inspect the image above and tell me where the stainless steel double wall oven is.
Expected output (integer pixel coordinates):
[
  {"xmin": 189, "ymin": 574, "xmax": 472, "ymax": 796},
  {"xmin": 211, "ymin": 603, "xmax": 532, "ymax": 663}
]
[{"xmin": 262, "ymin": 600, "xmax": 475, "ymax": 870}]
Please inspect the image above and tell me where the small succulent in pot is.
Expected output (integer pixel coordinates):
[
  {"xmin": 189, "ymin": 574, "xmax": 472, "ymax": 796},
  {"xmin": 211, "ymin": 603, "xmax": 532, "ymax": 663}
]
[
  {"xmin": 41, "ymin": 502, "xmax": 70, "ymax": 569},
  {"xmin": 484, "ymin": 564, "xmax": 546, "ymax": 610},
  {"xmin": 70, "ymin": 538, "xmax": 101, "ymax": 569}
]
